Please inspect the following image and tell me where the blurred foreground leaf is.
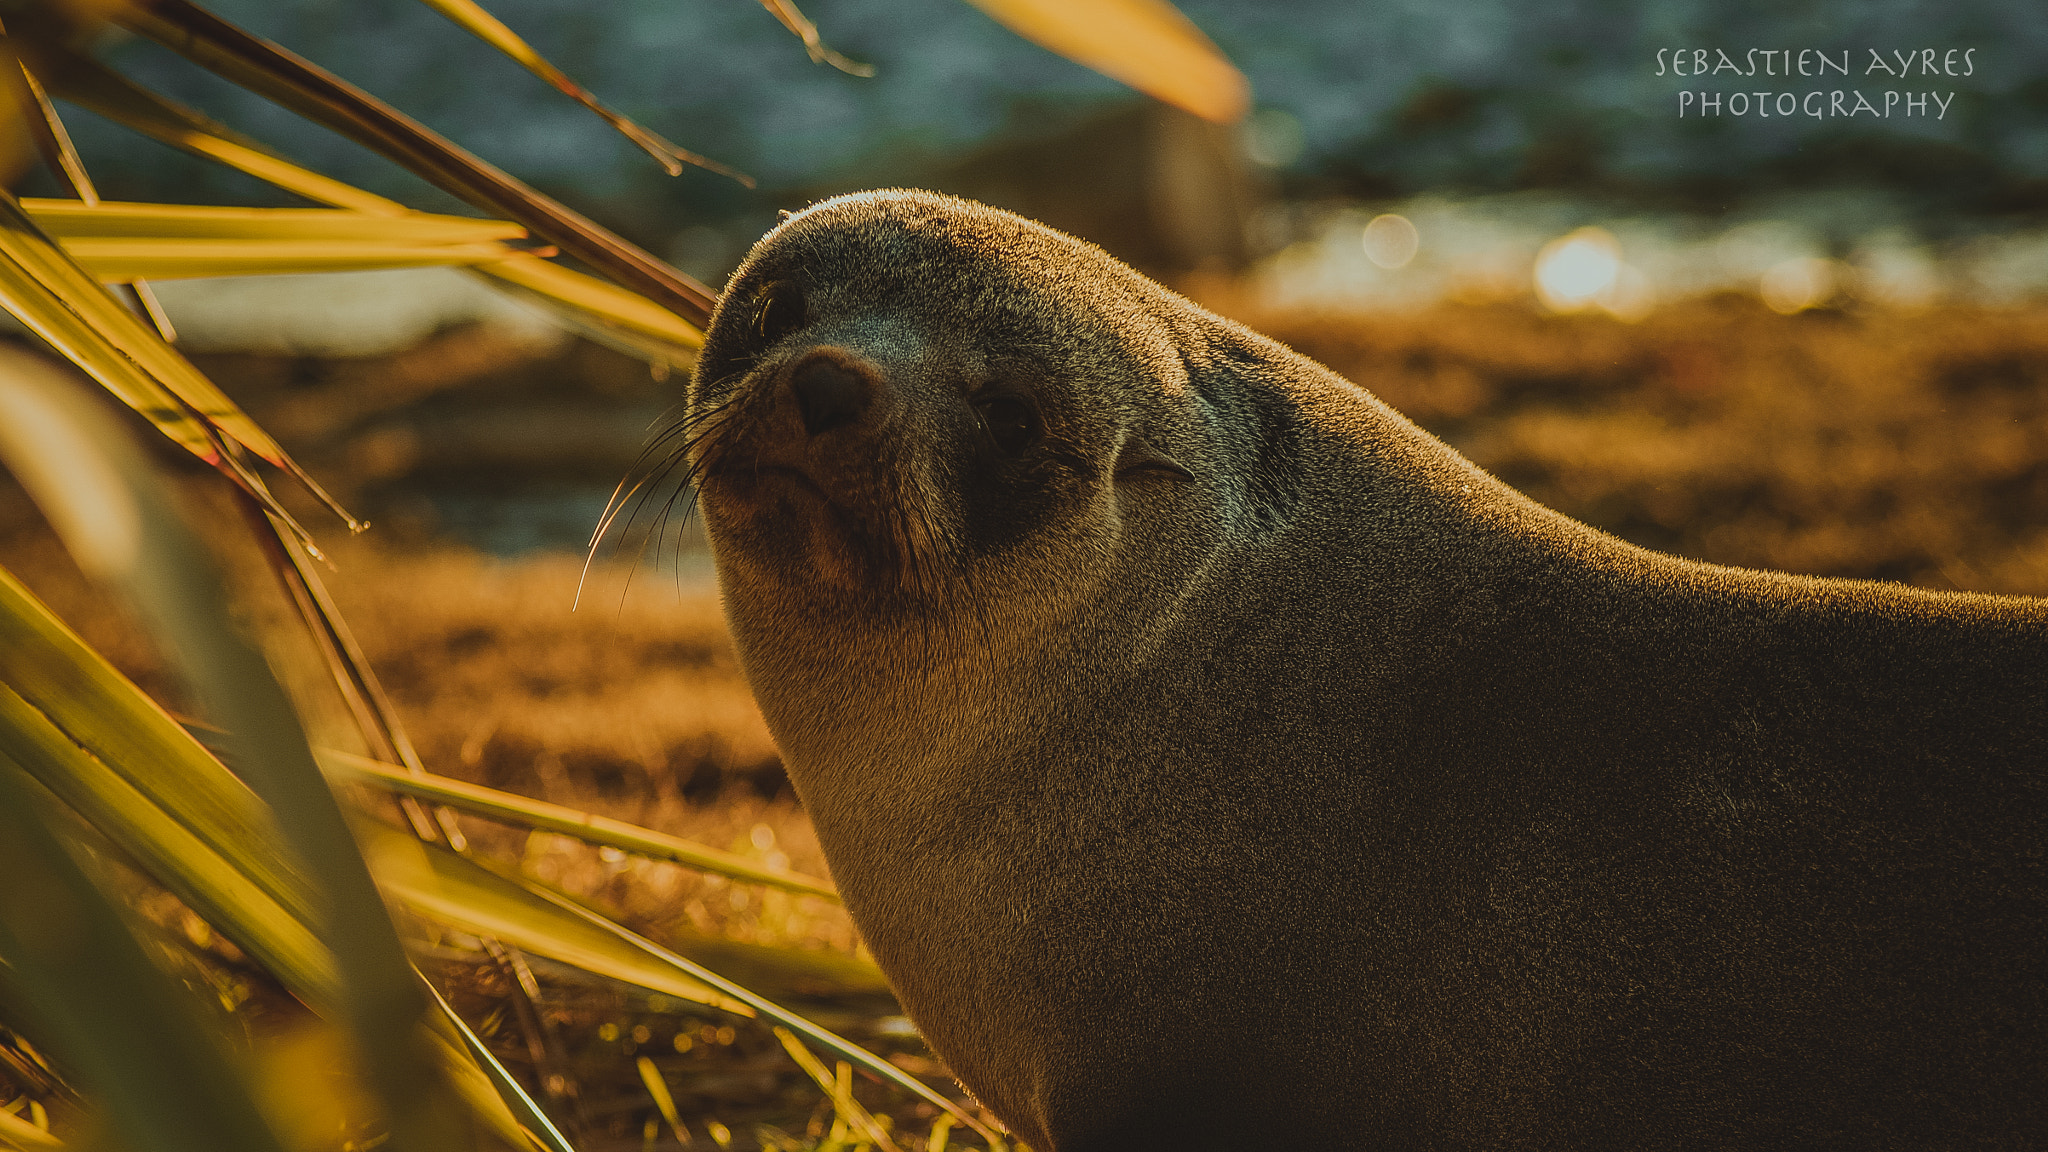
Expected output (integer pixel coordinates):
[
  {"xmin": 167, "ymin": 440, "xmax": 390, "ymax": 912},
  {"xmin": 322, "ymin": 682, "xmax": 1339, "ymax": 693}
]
[
  {"xmin": 0, "ymin": 538, "xmax": 924, "ymax": 1143},
  {"xmin": 0, "ymin": 671, "xmax": 337, "ymax": 1005},
  {"xmin": 0, "ymin": 349, "xmax": 468, "ymax": 1152},
  {"xmin": 0, "ymin": 760, "xmax": 293, "ymax": 1152},
  {"xmin": 963, "ymin": 0, "xmax": 1249, "ymax": 123},
  {"xmin": 0, "ymin": 535, "xmax": 393, "ymax": 982},
  {"xmin": 0, "ymin": 560, "xmax": 324, "ymax": 982},
  {"xmin": 0, "ymin": 561, "xmax": 547, "ymax": 1151}
]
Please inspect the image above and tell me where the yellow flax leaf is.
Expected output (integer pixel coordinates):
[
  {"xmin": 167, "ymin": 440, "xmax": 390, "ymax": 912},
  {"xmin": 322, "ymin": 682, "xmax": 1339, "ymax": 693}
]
[
  {"xmin": 0, "ymin": 189, "xmax": 290, "ymax": 465},
  {"xmin": 963, "ymin": 0, "xmax": 1248, "ymax": 123},
  {"xmin": 21, "ymin": 198, "xmax": 525, "ymax": 243},
  {"xmin": 55, "ymin": 236, "xmax": 532, "ymax": 281}
]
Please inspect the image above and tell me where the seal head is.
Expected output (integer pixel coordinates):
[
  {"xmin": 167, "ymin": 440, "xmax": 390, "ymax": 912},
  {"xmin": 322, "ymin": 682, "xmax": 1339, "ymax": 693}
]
[{"xmin": 687, "ymin": 192, "xmax": 1231, "ymax": 624}]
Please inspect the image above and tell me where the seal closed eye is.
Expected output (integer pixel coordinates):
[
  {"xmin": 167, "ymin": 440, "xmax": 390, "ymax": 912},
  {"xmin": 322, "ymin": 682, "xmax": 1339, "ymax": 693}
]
[
  {"xmin": 677, "ymin": 189, "xmax": 2048, "ymax": 1151},
  {"xmin": 974, "ymin": 392, "xmax": 1038, "ymax": 454},
  {"xmin": 749, "ymin": 279, "xmax": 805, "ymax": 354}
]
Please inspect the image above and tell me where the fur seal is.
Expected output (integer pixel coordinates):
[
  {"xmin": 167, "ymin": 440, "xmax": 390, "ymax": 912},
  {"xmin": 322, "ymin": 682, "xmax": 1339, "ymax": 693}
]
[{"xmin": 675, "ymin": 190, "xmax": 2048, "ymax": 1150}]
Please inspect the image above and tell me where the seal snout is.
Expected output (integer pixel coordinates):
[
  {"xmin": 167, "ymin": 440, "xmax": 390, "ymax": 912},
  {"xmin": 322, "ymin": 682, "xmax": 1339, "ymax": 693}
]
[{"xmin": 790, "ymin": 354, "xmax": 874, "ymax": 438}]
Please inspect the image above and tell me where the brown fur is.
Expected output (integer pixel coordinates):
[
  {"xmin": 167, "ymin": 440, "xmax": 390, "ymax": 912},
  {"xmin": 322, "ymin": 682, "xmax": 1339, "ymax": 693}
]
[{"xmin": 681, "ymin": 191, "xmax": 2048, "ymax": 1150}]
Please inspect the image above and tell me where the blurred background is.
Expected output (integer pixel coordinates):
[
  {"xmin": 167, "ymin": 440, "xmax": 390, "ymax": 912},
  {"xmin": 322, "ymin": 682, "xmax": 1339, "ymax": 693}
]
[
  {"xmin": 12, "ymin": 0, "xmax": 2045, "ymax": 557},
  {"xmin": 3, "ymin": 1, "xmax": 2046, "ymax": 1140},
  {"xmin": 5, "ymin": 0, "xmax": 2038, "ymax": 553}
]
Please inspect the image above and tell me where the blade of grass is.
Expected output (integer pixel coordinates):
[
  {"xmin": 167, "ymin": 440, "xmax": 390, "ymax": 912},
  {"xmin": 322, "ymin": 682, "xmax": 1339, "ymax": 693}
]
[
  {"xmin": 411, "ymin": 977, "xmax": 549, "ymax": 1152},
  {"xmin": 5, "ymin": 48, "xmax": 179, "ymax": 344},
  {"xmin": 358, "ymin": 821, "xmax": 753, "ymax": 1016},
  {"xmin": 320, "ymin": 748, "xmax": 838, "ymax": 901},
  {"xmin": 632, "ymin": 1056, "xmax": 687, "ymax": 1146},
  {"xmin": 20, "ymin": 195, "xmax": 540, "ymax": 280},
  {"xmin": 772, "ymin": 1030, "xmax": 901, "ymax": 1152},
  {"xmin": 418, "ymin": 974, "xmax": 577, "ymax": 1152},
  {"xmin": 9, "ymin": 49, "xmax": 92, "ymax": 214},
  {"xmin": 469, "ymin": 255, "xmax": 702, "ymax": 360},
  {"xmin": 0, "ymin": 349, "xmax": 466, "ymax": 1152},
  {"xmin": 478, "ymin": 939, "xmax": 591, "ymax": 1134},
  {"xmin": 22, "ymin": 199, "xmax": 527, "ymax": 243},
  {"xmin": 49, "ymin": 236, "xmax": 539, "ymax": 280},
  {"xmin": 126, "ymin": 279, "xmax": 178, "ymax": 341},
  {"xmin": 0, "ymin": 1103, "xmax": 61, "ymax": 1151},
  {"xmin": 17, "ymin": 35, "xmax": 409, "ymax": 215},
  {"xmin": 21, "ymin": 199, "xmax": 545, "ymax": 314},
  {"xmin": 0, "ymin": 756, "xmax": 293, "ymax": 1152},
  {"xmin": 239, "ymin": 501, "xmax": 453, "ymax": 845},
  {"xmin": 0, "ymin": 188, "xmax": 294, "ymax": 465},
  {"xmin": 410, "ymin": 0, "xmax": 750, "ymax": 184},
  {"xmin": 961, "ymin": 0, "xmax": 1249, "ymax": 123},
  {"xmin": 755, "ymin": 0, "xmax": 873, "ymax": 76},
  {"xmin": 107, "ymin": 0, "xmax": 718, "ymax": 327}
]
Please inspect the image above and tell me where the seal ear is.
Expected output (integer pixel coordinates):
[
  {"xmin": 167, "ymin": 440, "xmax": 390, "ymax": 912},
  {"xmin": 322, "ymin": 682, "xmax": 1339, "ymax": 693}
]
[{"xmin": 1113, "ymin": 434, "xmax": 1194, "ymax": 481}]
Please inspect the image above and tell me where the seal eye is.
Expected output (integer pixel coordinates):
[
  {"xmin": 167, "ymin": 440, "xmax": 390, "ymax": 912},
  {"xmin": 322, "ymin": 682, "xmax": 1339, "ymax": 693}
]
[
  {"xmin": 976, "ymin": 395, "xmax": 1039, "ymax": 454},
  {"xmin": 753, "ymin": 281, "xmax": 805, "ymax": 350}
]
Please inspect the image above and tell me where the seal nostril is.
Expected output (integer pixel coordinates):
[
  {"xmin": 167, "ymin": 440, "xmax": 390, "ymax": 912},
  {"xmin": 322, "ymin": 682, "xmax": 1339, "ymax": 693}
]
[{"xmin": 792, "ymin": 359, "xmax": 868, "ymax": 437}]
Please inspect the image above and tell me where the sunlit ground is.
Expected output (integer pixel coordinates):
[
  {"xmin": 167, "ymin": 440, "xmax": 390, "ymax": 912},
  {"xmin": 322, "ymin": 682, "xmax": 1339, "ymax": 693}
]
[{"xmin": 1244, "ymin": 192, "xmax": 2048, "ymax": 319}]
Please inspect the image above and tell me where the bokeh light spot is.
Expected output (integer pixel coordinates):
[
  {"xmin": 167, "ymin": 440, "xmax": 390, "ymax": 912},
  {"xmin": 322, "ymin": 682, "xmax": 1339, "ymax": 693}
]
[
  {"xmin": 1362, "ymin": 214, "xmax": 1420, "ymax": 269},
  {"xmin": 1535, "ymin": 227, "xmax": 1622, "ymax": 312},
  {"xmin": 1761, "ymin": 257, "xmax": 1838, "ymax": 314}
]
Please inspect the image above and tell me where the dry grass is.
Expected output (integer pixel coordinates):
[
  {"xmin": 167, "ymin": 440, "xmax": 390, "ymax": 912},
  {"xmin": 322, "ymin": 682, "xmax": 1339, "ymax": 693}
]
[{"xmin": 324, "ymin": 548, "xmax": 777, "ymax": 802}]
